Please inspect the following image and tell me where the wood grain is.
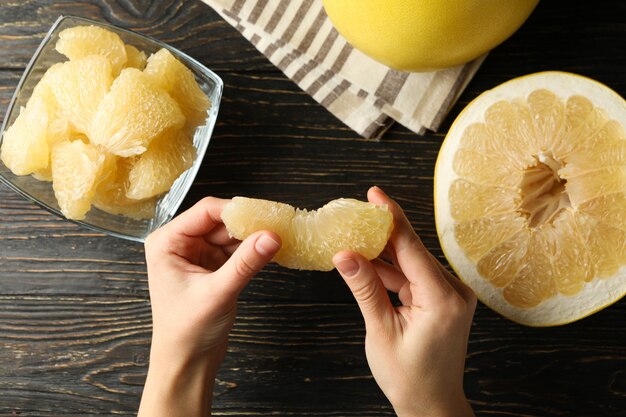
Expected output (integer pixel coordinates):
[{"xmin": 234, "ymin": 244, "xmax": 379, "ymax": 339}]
[
  {"xmin": 0, "ymin": 0, "xmax": 274, "ymax": 72},
  {"xmin": 1, "ymin": 297, "xmax": 624, "ymax": 416},
  {"xmin": 0, "ymin": 0, "xmax": 625, "ymax": 416}
]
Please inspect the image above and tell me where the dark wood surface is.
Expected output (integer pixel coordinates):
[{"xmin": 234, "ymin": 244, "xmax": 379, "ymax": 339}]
[{"xmin": 1, "ymin": 1, "xmax": 625, "ymax": 416}]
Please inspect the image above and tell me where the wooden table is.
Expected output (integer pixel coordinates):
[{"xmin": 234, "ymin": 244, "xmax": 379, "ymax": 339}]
[{"xmin": 1, "ymin": 1, "xmax": 625, "ymax": 416}]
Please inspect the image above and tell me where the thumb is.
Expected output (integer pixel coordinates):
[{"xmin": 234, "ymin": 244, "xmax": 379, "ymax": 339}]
[
  {"xmin": 333, "ymin": 251, "xmax": 396, "ymax": 333},
  {"xmin": 213, "ymin": 231, "xmax": 281, "ymax": 299}
]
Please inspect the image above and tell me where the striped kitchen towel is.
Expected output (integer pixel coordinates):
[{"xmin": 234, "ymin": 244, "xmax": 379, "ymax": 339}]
[{"xmin": 201, "ymin": 0, "xmax": 486, "ymax": 139}]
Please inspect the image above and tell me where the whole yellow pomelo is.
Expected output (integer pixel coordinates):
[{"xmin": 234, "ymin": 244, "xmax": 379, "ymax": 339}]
[{"xmin": 322, "ymin": 0, "xmax": 540, "ymax": 71}]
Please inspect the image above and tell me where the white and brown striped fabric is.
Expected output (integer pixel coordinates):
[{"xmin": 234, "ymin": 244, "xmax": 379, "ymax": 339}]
[{"xmin": 201, "ymin": 0, "xmax": 486, "ymax": 139}]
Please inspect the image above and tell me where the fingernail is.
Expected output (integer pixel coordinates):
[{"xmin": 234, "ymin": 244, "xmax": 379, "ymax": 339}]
[
  {"xmin": 335, "ymin": 257, "xmax": 359, "ymax": 278},
  {"xmin": 255, "ymin": 234, "xmax": 280, "ymax": 256},
  {"xmin": 373, "ymin": 186, "xmax": 388, "ymax": 197}
]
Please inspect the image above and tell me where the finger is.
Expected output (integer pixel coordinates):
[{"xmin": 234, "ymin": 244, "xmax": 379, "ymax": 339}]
[
  {"xmin": 333, "ymin": 251, "xmax": 397, "ymax": 334},
  {"xmin": 162, "ymin": 197, "xmax": 229, "ymax": 238},
  {"xmin": 397, "ymin": 283, "xmax": 413, "ymax": 306},
  {"xmin": 428, "ymin": 253, "xmax": 477, "ymax": 327},
  {"xmin": 222, "ymin": 241, "xmax": 242, "ymax": 257},
  {"xmin": 205, "ymin": 224, "xmax": 238, "ymax": 247},
  {"xmin": 367, "ymin": 186, "xmax": 456, "ymax": 304},
  {"xmin": 372, "ymin": 259, "xmax": 414, "ymax": 306},
  {"xmin": 427, "ymin": 251, "xmax": 476, "ymax": 302},
  {"xmin": 199, "ymin": 245, "xmax": 230, "ymax": 271},
  {"xmin": 211, "ymin": 231, "xmax": 281, "ymax": 299},
  {"xmin": 371, "ymin": 258, "xmax": 406, "ymax": 293},
  {"xmin": 379, "ymin": 243, "xmax": 398, "ymax": 265},
  {"xmin": 145, "ymin": 197, "xmax": 231, "ymax": 265}
]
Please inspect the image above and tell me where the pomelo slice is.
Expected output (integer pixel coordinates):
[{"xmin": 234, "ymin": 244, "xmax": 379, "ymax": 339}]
[
  {"xmin": 435, "ymin": 71, "xmax": 626, "ymax": 326},
  {"xmin": 126, "ymin": 129, "xmax": 196, "ymax": 200},
  {"xmin": 90, "ymin": 68, "xmax": 185, "ymax": 157},
  {"xmin": 46, "ymin": 55, "xmax": 114, "ymax": 135},
  {"xmin": 0, "ymin": 98, "xmax": 49, "ymax": 175},
  {"xmin": 56, "ymin": 25, "xmax": 127, "ymax": 74},
  {"xmin": 222, "ymin": 197, "xmax": 394, "ymax": 271},
  {"xmin": 51, "ymin": 140, "xmax": 106, "ymax": 220},
  {"xmin": 93, "ymin": 157, "xmax": 157, "ymax": 219},
  {"xmin": 143, "ymin": 49, "xmax": 211, "ymax": 130}
]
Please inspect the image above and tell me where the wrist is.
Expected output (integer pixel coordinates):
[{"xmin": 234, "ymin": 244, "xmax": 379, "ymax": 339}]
[
  {"xmin": 394, "ymin": 395, "xmax": 474, "ymax": 417},
  {"xmin": 138, "ymin": 344, "xmax": 225, "ymax": 417},
  {"xmin": 149, "ymin": 338, "xmax": 226, "ymax": 378}
]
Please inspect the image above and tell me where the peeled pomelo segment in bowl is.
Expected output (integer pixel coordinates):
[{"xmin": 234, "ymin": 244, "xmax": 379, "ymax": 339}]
[
  {"xmin": 51, "ymin": 140, "xmax": 107, "ymax": 220},
  {"xmin": 0, "ymin": 71, "xmax": 77, "ymax": 178},
  {"xmin": 56, "ymin": 25, "xmax": 127, "ymax": 74},
  {"xmin": 90, "ymin": 68, "xmax": 185, "ymax": 157},
  {"xmin": 434, "ymin": 71, "xmax": 626, "ymax": 326},
  {"xmin": 124, "ymin": 44, "xmax": 147, "ymax": 70},
  {"xmin": 32, "ymin": 132, "xmax": 88, "ymax": 183},
  {"xmin": 1, "ymin": 98, "xmax": 49, "ymax": 175},
  {"xmin": 29, "ymin": 83, "xmax": 79, "ymax": 181},
  {"xmin": 126, "ymin": 129, "xmax": 196, "ymax": 200},
  {"xmin": 222, "ymin": 197, "xmax": 394, "ymax": 271},
  {"xmin": 45, "ymin": 55, "xmax": 114, "ymax": 135},
  {"xmin": 94, "ymin": 194, "xmax": 157, "ymax": 220},
  {"xmin": 144, "ymin": 48, "xmax": 211, "ymax": 130},
  {"xmin": 93, "ymin": 157, "xmax": 157, "ymax": 219}
]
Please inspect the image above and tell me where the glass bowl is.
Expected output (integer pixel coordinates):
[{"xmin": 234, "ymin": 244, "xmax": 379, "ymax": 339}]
[{"xmin": 0, "ymin": 15, "xmax": 223, "ymax": 242}]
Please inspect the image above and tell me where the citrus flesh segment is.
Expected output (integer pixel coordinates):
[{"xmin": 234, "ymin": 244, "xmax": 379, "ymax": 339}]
[
  {"xmin": 560, "ymin": 120, "xmax": 626, "ymax": 171},
  {"xmin": 1, "ymin": 98, "xmax": 49, "ymax": 175},
  {"xmin": 476, "ymin": 229, "xmax": 530, "ymax": 288},
  {"xmin": 578, "ymin": 192, "xmax": 626, "ymax": 231},
  {"xmin": 93, "ymin": 157, "xmax": 157, "ymax": 219},
  {"xmin": 288, "ymin": 199, "xmax": 393, "ymax": 270},
  {"xmin": 547, "ymin": 211, "xmax": 593, "ymax": 294},
  {"xmin": 30, "ymin": 72, "xmax": 63, "ymax": 121},
  {"xmin": 435, "ymin": 71, "xmax": 626, "ymax": 326},
  {"xmin": 526, "ymin": 89, "xmax": 565, "ymax": 151},
  {"xmin": 453, "ymin": 148, "xmax": 523, "ymax": 188},
  {"xmin": 501, "ymin": 235, "xmax": 557, "ymax": 309},
  {"xmin": 223, "ymin": 197, "xmax": 294, "ymax": 240},
  {"xmin": 46, "ymin": 55, "xmax": 114, "ymax": 135},
  {"xmin": 454, "ymin": 212, "xmax": 527, "ymax": 262},
  {"xmin": 90, "ymin": 68, "xmax": 185, "ymax": 157},
  {"xmin": 449, "ymin": 179, "xmax": 520, "ymax": 222},
  {"xmin": 51, "ymin": 140, "xmax": 106, "ymax": 220},
  {"xmin": 482, "ymin": 101, "xmax": 539, "ymax": 168},
  {"xmin": 143, "ymin": 49, "xmax": 211, "ymax": 130},
  {"xmin": 563, "ymin": 166, "xmax": 626, "ymax": 206},
  {"xmin": 580, "ymin": 212, "xmax": 626, "ymax": 278},
  {"xmin": 27, "ymin": 82, "xmax": 77, "ymax": 181},
  {"xmin": 94, "ymin": 194, "xmax": 157, "ymax": 219},
  {"xmin": 30, "ymin": 64, "xmax": 77, "ymax": 142},
  {"xmin": 458, "ymin": 121, "xmax": 529, "ymax": 169},
  {"xmin": 222, "ymin": 197, "xmax": 394, "ymax": 271},
  {"xmin": 124, "ymin": 45, "xmax": 147, "ymax": 70},
  {"xmin": 553, "ymin": 96, "xmax": 609, "ymax": 158},
  {"xmin": 56, "ymin": 25, "xmax": 127, "ymax": 74},
  {"xmin": 126, "ymin": 129, "xmax": 196, "ymax": 200}
]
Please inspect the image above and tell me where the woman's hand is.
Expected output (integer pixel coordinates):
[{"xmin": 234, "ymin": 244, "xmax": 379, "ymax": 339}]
[
  {"xmin": 138, "ymin": 197, "xmax": 281, "ymax": 417},
  {"xmin": 333, "ymin": 187, "xmax": 476, "ymax": 417}
]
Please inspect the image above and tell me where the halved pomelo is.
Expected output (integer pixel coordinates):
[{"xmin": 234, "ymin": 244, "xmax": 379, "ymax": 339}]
[{"xmin": 435, "ymin": 71, "xmax": 626, "ymax": 326}]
